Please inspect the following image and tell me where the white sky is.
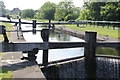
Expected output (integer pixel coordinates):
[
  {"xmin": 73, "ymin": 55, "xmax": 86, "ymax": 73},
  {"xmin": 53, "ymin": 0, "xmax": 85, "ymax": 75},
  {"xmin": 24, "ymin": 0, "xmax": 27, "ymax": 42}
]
[{"xmin": 2, "ymin": 0, "xmax": 84, "ymax": 10}]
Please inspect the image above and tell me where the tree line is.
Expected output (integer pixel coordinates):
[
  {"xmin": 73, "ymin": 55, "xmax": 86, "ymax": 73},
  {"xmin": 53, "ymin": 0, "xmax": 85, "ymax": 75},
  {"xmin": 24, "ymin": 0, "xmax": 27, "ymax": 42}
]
[
  {"xmin": 78, "ymin": 2, "xmax": 120, "ymax": 21},
  {"xmin": 0, "ymin": 0, "xmax": 120, "ymax": 21},
  {"xmin": 22, "ymin": 0, "xmax": 80, "ymax": 21}
]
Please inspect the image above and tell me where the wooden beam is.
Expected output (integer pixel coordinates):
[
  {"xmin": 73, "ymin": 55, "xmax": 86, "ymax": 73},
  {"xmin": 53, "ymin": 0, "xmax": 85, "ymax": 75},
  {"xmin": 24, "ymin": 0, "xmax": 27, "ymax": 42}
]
[
  {"xmin": 0, "ymin": 20, "xmax": 86, "ymax": 25},
  {"xmin": 0, "ymin": 42, "xmax": 48, "ymax": 52},
  {"xmin": 0, "ymin": 42, "xmax": 86, "ymax": 52},
  {"xmin": 49, "ymin": 42, "xmax": 86, "ymax": 49},
  {"xmin": 97, "ymin": 42, "xmax": 120, "ymax": 48},
  {"xmin": 6, "ymin": 30, "xmax": 42, "ymax": 32}
]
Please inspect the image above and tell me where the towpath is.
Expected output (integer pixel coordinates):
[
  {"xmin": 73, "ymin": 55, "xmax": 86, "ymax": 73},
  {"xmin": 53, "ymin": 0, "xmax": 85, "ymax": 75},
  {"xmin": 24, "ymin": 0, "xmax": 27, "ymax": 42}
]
[{"xmin": 1, "ymin": 27, "xmax": 45, "ymax": 79}]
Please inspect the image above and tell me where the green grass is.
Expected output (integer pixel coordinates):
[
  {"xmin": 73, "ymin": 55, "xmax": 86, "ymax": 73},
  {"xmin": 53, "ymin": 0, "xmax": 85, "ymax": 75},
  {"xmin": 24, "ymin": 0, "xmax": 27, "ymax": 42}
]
[
  {"xmin": 58, "ymin": 24, "xmax": 119, "ymax": 39},
  {"xmin": 0, "ymin": 67, "xmax": 13, "ymax": 79},
  {"xmin": 0, "ymin": 23, "xmax": 13, "ymax": 79}
]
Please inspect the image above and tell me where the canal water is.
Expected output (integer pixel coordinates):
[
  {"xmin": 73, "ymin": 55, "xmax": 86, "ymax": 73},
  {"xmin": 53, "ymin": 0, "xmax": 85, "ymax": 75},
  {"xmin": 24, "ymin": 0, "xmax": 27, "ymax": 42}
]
[
  {"xmin": 21, "ymin": 23, "xmax": 120, "ymax": 64},
  {"xmin": 22, "ymin": 25, "xmax": 85, "ymax": 64}
]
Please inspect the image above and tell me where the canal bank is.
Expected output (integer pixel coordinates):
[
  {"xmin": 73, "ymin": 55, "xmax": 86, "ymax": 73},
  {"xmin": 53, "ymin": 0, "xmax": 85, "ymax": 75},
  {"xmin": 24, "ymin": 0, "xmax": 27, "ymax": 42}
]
[
  {"xmin": 55, "ymin": 26, "xmax": 119, "ymax": 42},
  {"xmin": 1, "ymin": 27, "xmax": 45, "ymax": 79}
]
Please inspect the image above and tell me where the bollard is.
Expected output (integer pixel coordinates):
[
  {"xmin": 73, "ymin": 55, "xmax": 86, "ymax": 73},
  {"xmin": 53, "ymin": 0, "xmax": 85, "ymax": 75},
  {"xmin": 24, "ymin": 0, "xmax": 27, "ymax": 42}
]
[{"xmin": 84, "ymin": 31, "xmax": 97, "ymax": 79}]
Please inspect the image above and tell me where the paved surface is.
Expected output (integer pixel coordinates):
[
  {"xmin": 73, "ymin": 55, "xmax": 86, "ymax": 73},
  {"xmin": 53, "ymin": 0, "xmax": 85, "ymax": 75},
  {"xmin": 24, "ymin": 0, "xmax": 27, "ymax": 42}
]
[{"xmin": 1, "ymin": 27, "xmax": 46, "ymax": 79}]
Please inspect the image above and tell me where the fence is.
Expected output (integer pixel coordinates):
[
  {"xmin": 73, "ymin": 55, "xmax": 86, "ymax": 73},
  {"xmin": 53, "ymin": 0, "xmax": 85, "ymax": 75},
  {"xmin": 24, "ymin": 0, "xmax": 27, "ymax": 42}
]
[
  {"xmin": 68, "ymin": 20, "xmax": 120, "ymax": 30},
  {"xmin": 0, "ymin": 18, "xmax": 120, "ymax": 78}
]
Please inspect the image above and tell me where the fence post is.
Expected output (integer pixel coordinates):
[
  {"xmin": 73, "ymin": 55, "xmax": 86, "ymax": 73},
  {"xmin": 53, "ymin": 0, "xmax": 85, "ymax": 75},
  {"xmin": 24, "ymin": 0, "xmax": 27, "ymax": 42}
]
[
  {"xmin": 33, "ymin": 20, "xmax": 36, "ymax": 29},
  {"xmin": 48, "ymin": 19, "xmax": 51, "ymax": 29},
  {"xmin": 41, "ymin": 29, "xmax": 49, "ymax": 65},
  {"xmin": 19, "ymin": 19, "xmax": 21, "ymax": 29},
  {"xmin": 0, "ymin": 25, "xmax": 9, "ymax": 42},
  {"xmin": 32, "ymin": 20, "xmax": 36, "ymax": 34},
  {"xmin": 84, "ymin": 31, "xmax": 97, "ymax": 79}
]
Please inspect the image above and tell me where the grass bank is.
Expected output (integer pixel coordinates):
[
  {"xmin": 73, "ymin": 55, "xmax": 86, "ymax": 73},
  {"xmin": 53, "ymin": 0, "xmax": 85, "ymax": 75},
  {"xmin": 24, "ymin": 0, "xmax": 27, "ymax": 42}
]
[
  {"xmin": 0, "ymin": 23, "xmax": 13, "ymax": 79},
  {"xmin": 58, "ymin": 25, "xmax": 119, "ymax": 39},
  {"xmin": 22, "ymin": 18, "xmax": 119, "ymax": 38}
]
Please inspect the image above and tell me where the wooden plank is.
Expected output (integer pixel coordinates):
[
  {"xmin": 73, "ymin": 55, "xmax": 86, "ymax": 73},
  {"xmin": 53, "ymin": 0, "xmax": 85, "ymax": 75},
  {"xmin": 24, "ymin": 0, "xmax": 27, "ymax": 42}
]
[
  {"xmin": 0, "ymin": 20, "xmax": 32, "ymax": 24},
  {"xmin": 6, "ymin": 30, "xmax": 42, "ymax": 32},
  {"xmin": 49, "ymin": 42, "xmax": 86, "ymax": 49},
  {"xmin": 39, "ymin": 56, "xmax": 84, "ymax": 66},
  {"xmin": 0, "ymin": 42, "xmax": 87, "ymax": 52},
  {"xmin": 0, "ymin": 43, "xmax": 48, "ymax": 52},
  {"xmin": 0, "ymin": 20, "xmax": 86, "ymax": 25},
  {"xmin": 97, "ymin": 42, "xmax": 120, "ymax": 48}
]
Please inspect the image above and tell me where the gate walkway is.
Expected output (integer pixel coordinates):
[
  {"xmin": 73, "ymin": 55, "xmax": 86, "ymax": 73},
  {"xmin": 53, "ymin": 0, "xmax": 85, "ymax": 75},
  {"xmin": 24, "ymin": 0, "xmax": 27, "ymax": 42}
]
[{"xmin": 1, "ymin": 27, "xmax": 45, "ymax": 79}]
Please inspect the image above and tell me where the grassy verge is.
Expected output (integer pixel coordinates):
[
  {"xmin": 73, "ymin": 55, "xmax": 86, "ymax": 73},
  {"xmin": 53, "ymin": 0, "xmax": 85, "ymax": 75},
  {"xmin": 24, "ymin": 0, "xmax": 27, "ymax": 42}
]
[
  {"xmin": 0, "ymin": 23, "xmax": 13, "ymax": 79},
  {"xmin": 58, "ymin": 24, "xmax": 119, "ymax": 39},
  {"xmin": 0, "ymin": 67, "xmax": 13, "ymax": 79}
]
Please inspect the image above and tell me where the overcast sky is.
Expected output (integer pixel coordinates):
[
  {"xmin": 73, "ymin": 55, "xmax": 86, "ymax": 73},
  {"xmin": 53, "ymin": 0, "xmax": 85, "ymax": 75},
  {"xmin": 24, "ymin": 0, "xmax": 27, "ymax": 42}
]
[{"xmin": 2, "ymin": 0, "xmax": 84, "ymax": 10}]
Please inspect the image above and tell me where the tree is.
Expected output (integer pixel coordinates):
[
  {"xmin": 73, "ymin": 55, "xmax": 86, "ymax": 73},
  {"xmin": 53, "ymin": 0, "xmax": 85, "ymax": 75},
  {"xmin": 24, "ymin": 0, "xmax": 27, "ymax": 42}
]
[
  {"xmin": 37, "ymin": 2, "xmax": 56, "ymax": 20},
  {"xmin": 101, "ymin": 2, "xmax": 120, "ymax": 21},
  {"xmin": 0, "ymin": 1, "xmax": 6, "ymax": 17},
  {"xmin": 54, "ymin": 0, "xmax": 75, "ymax": 20},
  {"xmin": 78, "ymin": 2, "xmax": 120, "ymax": 21},
  {"xmin": 21, "ymin": 9, "xmax": 35, "ymax": 18}
]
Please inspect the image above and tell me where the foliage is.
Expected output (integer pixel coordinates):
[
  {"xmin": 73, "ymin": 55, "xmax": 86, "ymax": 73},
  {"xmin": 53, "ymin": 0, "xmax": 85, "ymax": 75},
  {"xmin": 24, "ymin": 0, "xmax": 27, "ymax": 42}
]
[
  {"xmin": 78, "ymin": 2, "xmax": 120, "ymax": 21},
  {"xmin": 65, "ymin": 13, "xmax": 79, "ymax": 21},
  {"xmin": 21, "ymin": 9, "xmax": 35, "ymax": 18},
  {"xmin": 0, "ymin": 1, "xmax": 6, "ymax": 17},
  {"xmin": 77, "ymin": 9, "xmax": 91, "ymax": 20},
  {"xmin": 36, "ymin": 2, "xmax": 56, "ymax": 20},
  {"xmin": 6, "ymin": 14, "xmax": 15, "ymax": 19},
  {"xmin": 101, "ymin": 2, "xmax": 120, "ymax": 21},
  {"xmin": 55, "ymin": 0, "xmax": 77, "ymax": 20}
]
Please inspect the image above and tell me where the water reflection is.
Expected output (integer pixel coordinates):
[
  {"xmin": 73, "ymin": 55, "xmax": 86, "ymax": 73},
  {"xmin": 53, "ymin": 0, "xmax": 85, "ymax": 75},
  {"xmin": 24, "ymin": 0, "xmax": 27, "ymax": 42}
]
[
  {"xmin": 37, "ymin": 31, "xmax": 84, "ymax": 64},
  {"xmin": 96, "ymin": 47, "xmax": 120, "ymax": 56}
]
